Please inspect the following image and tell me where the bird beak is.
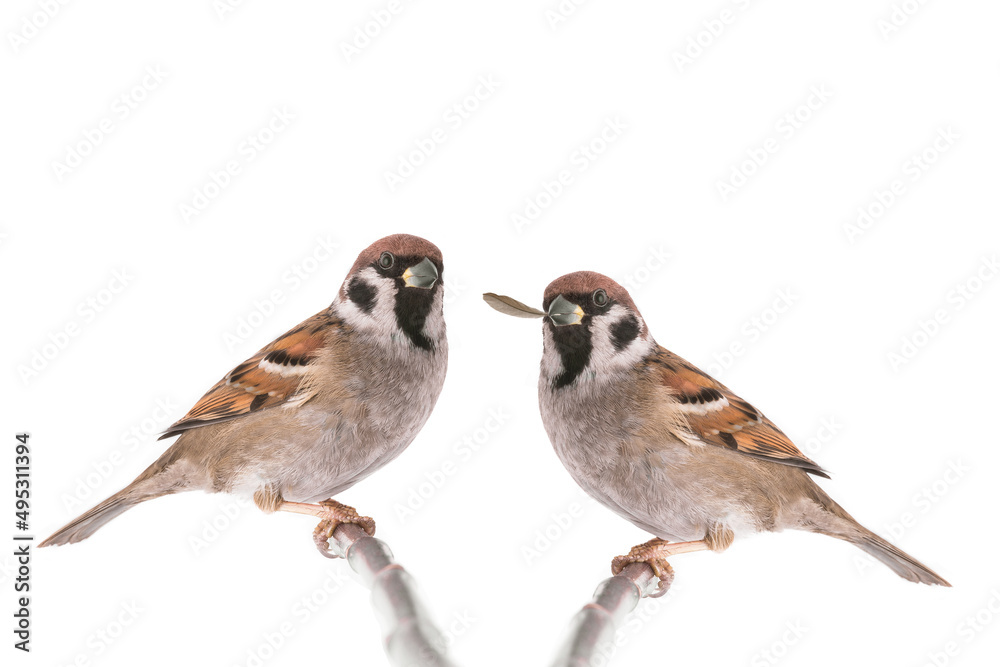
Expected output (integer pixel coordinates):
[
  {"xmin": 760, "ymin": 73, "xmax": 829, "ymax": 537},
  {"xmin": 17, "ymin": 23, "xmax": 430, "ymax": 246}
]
[
  {"xmin": 402, "ymin": 257, "xmax": 439, "ymax": 289},
  {"xmin": 547, "ymin": 294, "xmax": 584, "ymax": 326}
]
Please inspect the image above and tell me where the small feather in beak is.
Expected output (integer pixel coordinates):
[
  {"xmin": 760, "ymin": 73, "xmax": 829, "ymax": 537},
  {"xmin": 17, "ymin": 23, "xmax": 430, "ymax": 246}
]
[{"xmin": 482, "ymin": 293, "xmax": 546, "ymax": 319}]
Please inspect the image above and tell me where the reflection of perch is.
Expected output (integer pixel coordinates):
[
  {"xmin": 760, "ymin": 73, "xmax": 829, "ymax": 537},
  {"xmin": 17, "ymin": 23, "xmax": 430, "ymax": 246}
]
[
  {"xmin": 330, "ymin": 523, "xmax": 459, "ymax": 667},
  {"xmin": 550, "ymin": 562, "xmax": 662, "ymax": 667}
]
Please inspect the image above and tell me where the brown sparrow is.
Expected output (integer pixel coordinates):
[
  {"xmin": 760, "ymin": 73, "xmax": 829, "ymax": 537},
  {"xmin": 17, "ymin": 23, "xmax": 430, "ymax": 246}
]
[
  {"xmin": 42, "ymin": 234, "xmax": 447, "ymax": 556},
  {"xmin": 484, "ymin": 271, "xmax": 949, "ymax": 591}
]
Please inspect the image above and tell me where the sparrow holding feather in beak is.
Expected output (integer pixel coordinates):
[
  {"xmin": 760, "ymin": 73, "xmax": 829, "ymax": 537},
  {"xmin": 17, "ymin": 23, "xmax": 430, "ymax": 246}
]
[
  {"xmin": 42, "ymin": 234, "xmax": 447, "ymax": 557},
  {"xmin": 484, "ymin": 271, "xmax": 949, "ymax": 592}
]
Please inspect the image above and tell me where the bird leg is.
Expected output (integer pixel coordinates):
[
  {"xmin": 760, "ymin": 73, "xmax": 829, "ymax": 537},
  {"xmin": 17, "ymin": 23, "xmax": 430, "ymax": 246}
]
[
  {"xmin": 611, "ymin": 538, "xmax": 711, "ymax": 597},
  {"xmin": 277, "ymin": 500, "xmax": 376, "ymax": 558}
]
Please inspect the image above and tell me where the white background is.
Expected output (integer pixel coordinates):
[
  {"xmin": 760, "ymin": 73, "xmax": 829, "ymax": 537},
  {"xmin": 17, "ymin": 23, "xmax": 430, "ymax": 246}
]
[{"xmin": 3, "ymin": 1, "xmax": 999, "ymax": 666}]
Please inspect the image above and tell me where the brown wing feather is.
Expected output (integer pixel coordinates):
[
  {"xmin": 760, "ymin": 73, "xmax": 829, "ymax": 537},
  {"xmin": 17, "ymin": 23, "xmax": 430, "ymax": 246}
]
[
  {"xmin": 159, "ymin": 311, "xmax": 334, "ymax": 439},
  {"xmin": 650, "ymin": 346, "xmax": 829, "ymax": 478}
]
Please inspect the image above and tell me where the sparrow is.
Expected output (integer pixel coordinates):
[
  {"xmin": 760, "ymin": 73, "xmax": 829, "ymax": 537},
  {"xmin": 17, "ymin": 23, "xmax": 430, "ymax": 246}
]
[
  {"xmin": 484, "ymin": 271, "xmax": 949, "ymax": 591},
  {"xmin": 42, "ymin": 234, "xmax": 447, "ymax": 556}
]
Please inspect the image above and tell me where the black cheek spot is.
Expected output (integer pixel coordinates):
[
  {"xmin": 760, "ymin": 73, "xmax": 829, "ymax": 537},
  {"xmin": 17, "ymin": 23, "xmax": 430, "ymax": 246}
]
[
  {"xmin": 610, "ymin": 314, "xmax": 640, "ymax": 351},
  {"xmin": 347, "ymin": 277, "xmax": 377, "ymax": 313}
]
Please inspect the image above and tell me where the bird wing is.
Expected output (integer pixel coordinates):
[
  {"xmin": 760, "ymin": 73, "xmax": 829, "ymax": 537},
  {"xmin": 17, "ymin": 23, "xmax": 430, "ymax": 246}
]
[
  {"xmin": 649, "ymin": 345, "xmax": 829, "ymax": 478},
  {"xmin": 159, "ymin": 310, "xmax": 336, "ymax": 439}
]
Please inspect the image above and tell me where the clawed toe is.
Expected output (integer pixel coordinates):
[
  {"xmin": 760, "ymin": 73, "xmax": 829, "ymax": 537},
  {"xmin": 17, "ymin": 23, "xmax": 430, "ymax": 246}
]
[
  {"xmin": 611, "ymin": 551, "xmax": 675, "ymax": 597},
  {"xmin": 645, "ymin": 559, "xmax": 675, "ymax": 597},
  {"xmin": 610, "ymin": 537, "xmax": 700, "ymax": 597},
  {"xmin": 313, "ymin": 520, "xmax": 341, "ymax": 558},
  {"xmin": 611, "ymin": 538, "xmax": 669, "ymax": 574},
  {"xmin": 312, "ymin": 500, "xmax": 376, "ymax": 557}
]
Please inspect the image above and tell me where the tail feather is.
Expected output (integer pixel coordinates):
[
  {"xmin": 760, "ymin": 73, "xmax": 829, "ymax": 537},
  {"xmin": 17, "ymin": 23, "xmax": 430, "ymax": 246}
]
[
  {"xmin": 40, "ymin": 447, "xmax": 186, "ymax": 547},
  {"xmin": 850, "ymin": 527, "xmax": 951, "ymax": 587},
  {"xmin": 801, "ymin": 482, "xmax": 950, "ymax": 586},
  {"xmin": 39, "ymin": 491, "xmax": 140, "ymax": 547}
]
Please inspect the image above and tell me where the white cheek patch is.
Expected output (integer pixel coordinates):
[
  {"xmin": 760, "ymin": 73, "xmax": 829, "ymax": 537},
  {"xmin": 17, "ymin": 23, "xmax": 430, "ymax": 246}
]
[
  {"xmin": 334, "ymin": 267, "xmax": 401, "ymax": 339},
  {"xmin": 587, "ymin": 305, "xmax": 653, "ymax": 375}
]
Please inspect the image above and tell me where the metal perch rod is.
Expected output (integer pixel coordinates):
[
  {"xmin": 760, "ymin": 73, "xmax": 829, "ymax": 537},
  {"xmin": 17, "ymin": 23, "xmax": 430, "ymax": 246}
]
[
  {"xmin": 329, "ymin": 523, "xmax": 460, "ymax": 667},
  {"xmin": 550, "ymin": 562, "xmax": 662, "ymax": 667}
]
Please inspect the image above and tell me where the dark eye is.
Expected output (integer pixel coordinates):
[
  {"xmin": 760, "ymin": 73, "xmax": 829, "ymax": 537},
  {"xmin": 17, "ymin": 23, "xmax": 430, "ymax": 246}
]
[
  {"xmin": 592, "ymin": 289, "xmax": 608, "ymax": 306},
  {"xmin": 378, "ymin": 252, "xmax": 395, "ymax": 269}
]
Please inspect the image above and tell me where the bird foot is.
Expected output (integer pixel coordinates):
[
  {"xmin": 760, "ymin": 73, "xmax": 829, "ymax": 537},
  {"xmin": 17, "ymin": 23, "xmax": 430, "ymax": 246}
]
[
  {"xmin": 611, "ymin": 537, "xmax": 712, "ymax": 597},
  {"xmin": 611, "ymin": 539, "xmax": 676, "ymax": 598},
  {"xmin": 312, "ymin": 499, "xmax": 376, "ymax": 559}
]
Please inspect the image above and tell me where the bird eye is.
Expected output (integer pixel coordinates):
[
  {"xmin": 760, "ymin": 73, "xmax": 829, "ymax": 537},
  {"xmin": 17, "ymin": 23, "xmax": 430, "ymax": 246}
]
[
  {"xmin": 592, "ymin": 289, "xmax": 608, "ymax": 306},
  {"xmin": 378, "ymin": 252, "xmax": 395, "ymax": 269}
]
